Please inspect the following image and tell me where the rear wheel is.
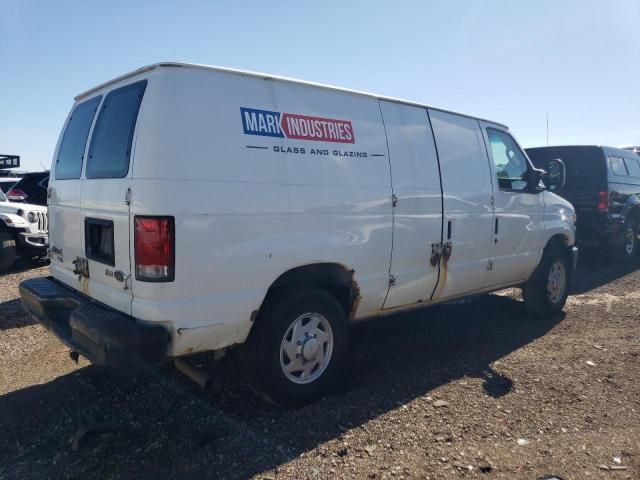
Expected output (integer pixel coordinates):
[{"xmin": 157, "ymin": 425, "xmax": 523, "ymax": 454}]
[
  {"xmin": 0, "ymin": 231, "xmax": 17, "ymax": 273},
  {"xmin": 522, "ymin": 247, "xmax": 570, "ymax": 317},
  {"xmin": 621, "ymin": 219, "xmax": 639, "ymax": 259},
  {"xmin": 247, "ymin": 288, "xmax": 349, "ymax": 407}
]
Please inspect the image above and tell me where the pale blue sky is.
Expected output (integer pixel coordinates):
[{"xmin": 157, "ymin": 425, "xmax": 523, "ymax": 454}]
[{"xmin": 1, "ymin": 0, "xmax": 639, "ymax": 171}]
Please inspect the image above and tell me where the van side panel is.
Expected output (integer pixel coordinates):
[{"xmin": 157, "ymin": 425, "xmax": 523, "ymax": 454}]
[
  {"xmin": 130, "ymin": 69, "xmax": 393, "ymax": 356},
  {"xmin": 428, "ymin": 110, "xmax": 494, "ymax": 299},
  {"xmin": 378, "ymin": 100, "xmax": 442, "ymax": 308}
]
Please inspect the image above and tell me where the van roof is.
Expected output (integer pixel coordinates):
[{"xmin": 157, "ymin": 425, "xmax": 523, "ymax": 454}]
[{"xmin": 75, "ymin": 62, "xmax": 509, "ymax": 129}]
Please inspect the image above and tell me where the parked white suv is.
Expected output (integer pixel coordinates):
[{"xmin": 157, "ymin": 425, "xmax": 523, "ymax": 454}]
[
  {"xmin": 21, "ymin": 63, "xmax": 577, "ymax": 406},
  {"xmin": 0, "ymin": 188, "xmax": 49, "ymax": 271}
]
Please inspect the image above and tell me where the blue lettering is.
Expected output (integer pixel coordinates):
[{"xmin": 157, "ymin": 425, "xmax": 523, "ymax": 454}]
[{"xmin": 240, "ymin": 107, "xmax": 284, "ymax": 138}]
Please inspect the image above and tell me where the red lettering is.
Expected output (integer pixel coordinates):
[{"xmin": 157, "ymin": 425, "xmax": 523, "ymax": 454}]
[{"xmin": 281, "ymin": 112, "xmax": 355, "ymax": 143}]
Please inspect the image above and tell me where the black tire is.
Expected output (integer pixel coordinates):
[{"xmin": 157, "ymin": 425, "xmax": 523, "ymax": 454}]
[
  {"xmin": 621, "ymin": 219, "xmax": 639, "ymax": 259},
  {"xmin": 247, "ymin": 288, "xmax": 349, "ymax": 408},
  {"xmin": 522, "ymin": 247, "xmax": 570, "ymax": 317},
  {"xmin": 0, "ymin": 231, "xmax": 17, "ymax": 273}
]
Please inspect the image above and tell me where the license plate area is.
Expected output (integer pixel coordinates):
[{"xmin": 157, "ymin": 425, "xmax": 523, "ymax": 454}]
[{"xmin": 85, "ymin": 218, "xmax": 115, "ymax": 266}]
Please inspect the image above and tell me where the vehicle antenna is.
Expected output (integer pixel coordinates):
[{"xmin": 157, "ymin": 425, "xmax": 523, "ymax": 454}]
[{"xmin": 546, "ymin": 111, "xmax": 550, "ymax": 146}]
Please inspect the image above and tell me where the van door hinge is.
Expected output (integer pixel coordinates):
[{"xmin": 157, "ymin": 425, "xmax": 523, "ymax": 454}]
[
  {"xmin": 442, "ymin": 242, "xmax": 452, "ymax": 262},
  {"xmin": 391, "ymin": 194, "xmax": 398, "ymax": 207},
  {"xmin": 487, "ymin": 260, "xmax": 493, "ymax": 271},
  {"xmin": 431, "ymin": 243, "xmax": 442, "ymax": 267},
  {"xmin": 72, "ymin": 257, "xmax": 90, "ymax": 279},
  {"xmin": 430, "ymin": 241, "xmax": 452, "ymax": 267},
  {"xmin": 47, "ymin": 187, "xmax": 53, "ymax": 200},
  {"xmin": 388, "ymin": 274, "xmax": 396, "ymax": 287},
  {"xmin": 123, "ymin": 274, "xmax": 131, "ymax": 291},
  {"xmin": 490, "ymin": 195, "xmax": 495, "ymax": 208},
  {"xmin": 124, "ymin": 188, "xmax": 132, "ymax": 205}
]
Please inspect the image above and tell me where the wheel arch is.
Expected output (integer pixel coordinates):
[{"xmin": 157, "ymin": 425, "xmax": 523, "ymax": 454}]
[
  {"xmin": 256, "ymin": 262, "xmax": 360, "ymax": 324},
  {"xmin": 544, "ymin": 233, "xmax": 570, "ymax": 253},
  {"xmin": 537, "ymin": 233, "xmax": 573, "ymax": 268}
]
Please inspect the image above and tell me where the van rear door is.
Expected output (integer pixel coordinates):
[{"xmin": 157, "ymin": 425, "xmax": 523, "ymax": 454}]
[
  {"xmin": 80, "ymin": 80, "xmax": 147, "ymax": 314},
  {"xmin": 49, "ymin": 96, "xmax": 102, "ymax": 288}
]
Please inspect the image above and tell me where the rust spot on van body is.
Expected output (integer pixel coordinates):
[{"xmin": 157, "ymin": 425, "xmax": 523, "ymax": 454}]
[
  {"xmin": 433, "ymin": 247, "xmax": 449, "ymax": 298},
  {"xmin": 81, "ymin": 276, "xmax": 90, "ymax": 295}
]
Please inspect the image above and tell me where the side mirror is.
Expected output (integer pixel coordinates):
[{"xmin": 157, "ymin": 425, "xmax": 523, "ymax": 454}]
[
  {"xmin": 546, "ymin": 158, "xmax": 566, "ymax": 191},
  {"xmin": 526, "ymin": 168, "xmax": 545, "ymax": 192}
]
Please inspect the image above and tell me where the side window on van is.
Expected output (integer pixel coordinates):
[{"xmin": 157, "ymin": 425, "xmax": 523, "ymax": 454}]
[
  {"xmin": 55, "ymin": 96, "xmax": 101, "ymax": 180},
  {"xmin": 487, "ymin": 128, "xmax": 529, "ymax": 191},
  {"xmin": 610, "ymin": 157, "xmax": 628, "ymax": 176},
  {"xmin": 624, "ymin": 157, "xmax": 640, "ymax": 177},
  {"xmin": 86, "ymin": 80, "xmax": 147, "ymax": 179}
]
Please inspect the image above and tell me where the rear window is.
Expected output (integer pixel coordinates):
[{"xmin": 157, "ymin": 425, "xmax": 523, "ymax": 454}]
[
  {"xmin": 624, "ymin": 157, "xmax": 640, "ymax": 177},
  {"xmin": 55, "ymin": 96, "xmax": 101, "ymax": 180},
  {"xmin": 525, "ymin": 146, "xmax": 607, "ymax": 187},
  {"xmin": 610, "ymin": 157, "xmax": 628, "ymax": 176},
  {"xmin": 86, "ymin": 80, "xmax": 147, "ymax": 179}
]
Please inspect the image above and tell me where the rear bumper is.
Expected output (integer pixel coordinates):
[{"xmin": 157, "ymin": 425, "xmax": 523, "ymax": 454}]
[{"xmin": 19, "ymin": 277, "xmax": 169, "ymax": 368}]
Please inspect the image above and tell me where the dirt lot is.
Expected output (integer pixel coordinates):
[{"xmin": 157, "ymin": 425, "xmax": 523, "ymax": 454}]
[{"xmin": 0, "ymin": 256, "xmax": 639, "ymax": 480}]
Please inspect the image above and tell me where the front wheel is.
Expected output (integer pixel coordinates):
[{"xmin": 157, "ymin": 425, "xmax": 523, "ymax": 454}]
[
  {"xmin": 522, "ymin": 247, "xmax": 570, "ymax": 317},
  {"xmin": 247, "ymin": 288, "xmax": 349, "ymax": 408}
]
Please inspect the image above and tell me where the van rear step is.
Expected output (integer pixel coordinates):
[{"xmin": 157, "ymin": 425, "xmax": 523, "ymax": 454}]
[{"xmin": 19, "ymin": 277, "xmax": 169, "ymax": 368}]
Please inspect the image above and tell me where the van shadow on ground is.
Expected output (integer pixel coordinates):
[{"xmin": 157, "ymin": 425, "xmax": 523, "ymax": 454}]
[{"xmin": 0, "ymin": 291, "xmax": 564, "ymax": 480}]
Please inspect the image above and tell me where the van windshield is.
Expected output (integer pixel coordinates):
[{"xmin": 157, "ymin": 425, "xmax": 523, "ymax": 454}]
[{"xmin": 525, "ymin": 146, "xmax": 607, "ymax": 189}]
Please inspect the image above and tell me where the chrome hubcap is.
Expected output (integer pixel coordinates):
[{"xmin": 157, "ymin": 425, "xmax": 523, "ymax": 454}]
[
  {"xmin": 547, "ymin": 260, "xmax": 567, "ymax": 304},
  {"xmin": 625, "ymin": 227, "xmax": 635, "ymax": 255},
  {"xmin": 280, "ymin": 312, "xmax": 333, "ymax": 384}
]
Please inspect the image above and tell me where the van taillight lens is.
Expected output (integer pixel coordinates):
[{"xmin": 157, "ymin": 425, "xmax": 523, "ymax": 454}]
[
  {"xmin": 597, "ymin": 191, "xmax": 609, "ymax": 212},
  {"xmin": 134, "ymin": 216, "xmax": 175, "ymax": 282}
]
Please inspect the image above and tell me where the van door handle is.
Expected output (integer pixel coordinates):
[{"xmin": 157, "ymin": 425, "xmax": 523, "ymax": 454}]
[
  {"xmin": 494, "ymin": 217, "xmax": 499, "ymax": 235},
  {"xmin": 447, "ymin": 219, "xmax": 452, "ymax": 240}
]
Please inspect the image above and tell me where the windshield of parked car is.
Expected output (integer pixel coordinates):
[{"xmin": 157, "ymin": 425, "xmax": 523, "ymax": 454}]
[{"xmin": 0, "ymin": 189, "xmax": 7, "ymax": 202}]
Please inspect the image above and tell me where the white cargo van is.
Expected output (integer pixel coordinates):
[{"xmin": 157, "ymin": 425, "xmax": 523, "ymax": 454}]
[{"xmin": 21, "ymin": 63, "xmax": 577, "ymax": 406}]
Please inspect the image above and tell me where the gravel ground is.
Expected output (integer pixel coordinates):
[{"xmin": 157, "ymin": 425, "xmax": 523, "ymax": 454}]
[{"xmin": 0, "ymin": 255, "xmax": 639, "ymax": 480}]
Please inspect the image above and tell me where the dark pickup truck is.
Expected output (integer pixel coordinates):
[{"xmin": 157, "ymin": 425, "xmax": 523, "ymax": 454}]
[{"xmin": 526, "ymin": 145, "xmax": 640, "ymax": 259}]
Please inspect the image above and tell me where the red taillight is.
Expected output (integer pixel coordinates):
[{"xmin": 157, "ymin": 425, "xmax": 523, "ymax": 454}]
[
  {"xmin": 134, "ymin": 216, "xmax": 175, "ymax": 282},
  {"xmin": 6, "ymin": 188, "xmax": 27, "ymax": 201},
  {"xmin": 597, "ymin": 191, "xmax": 609, "ymax": 212}
]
